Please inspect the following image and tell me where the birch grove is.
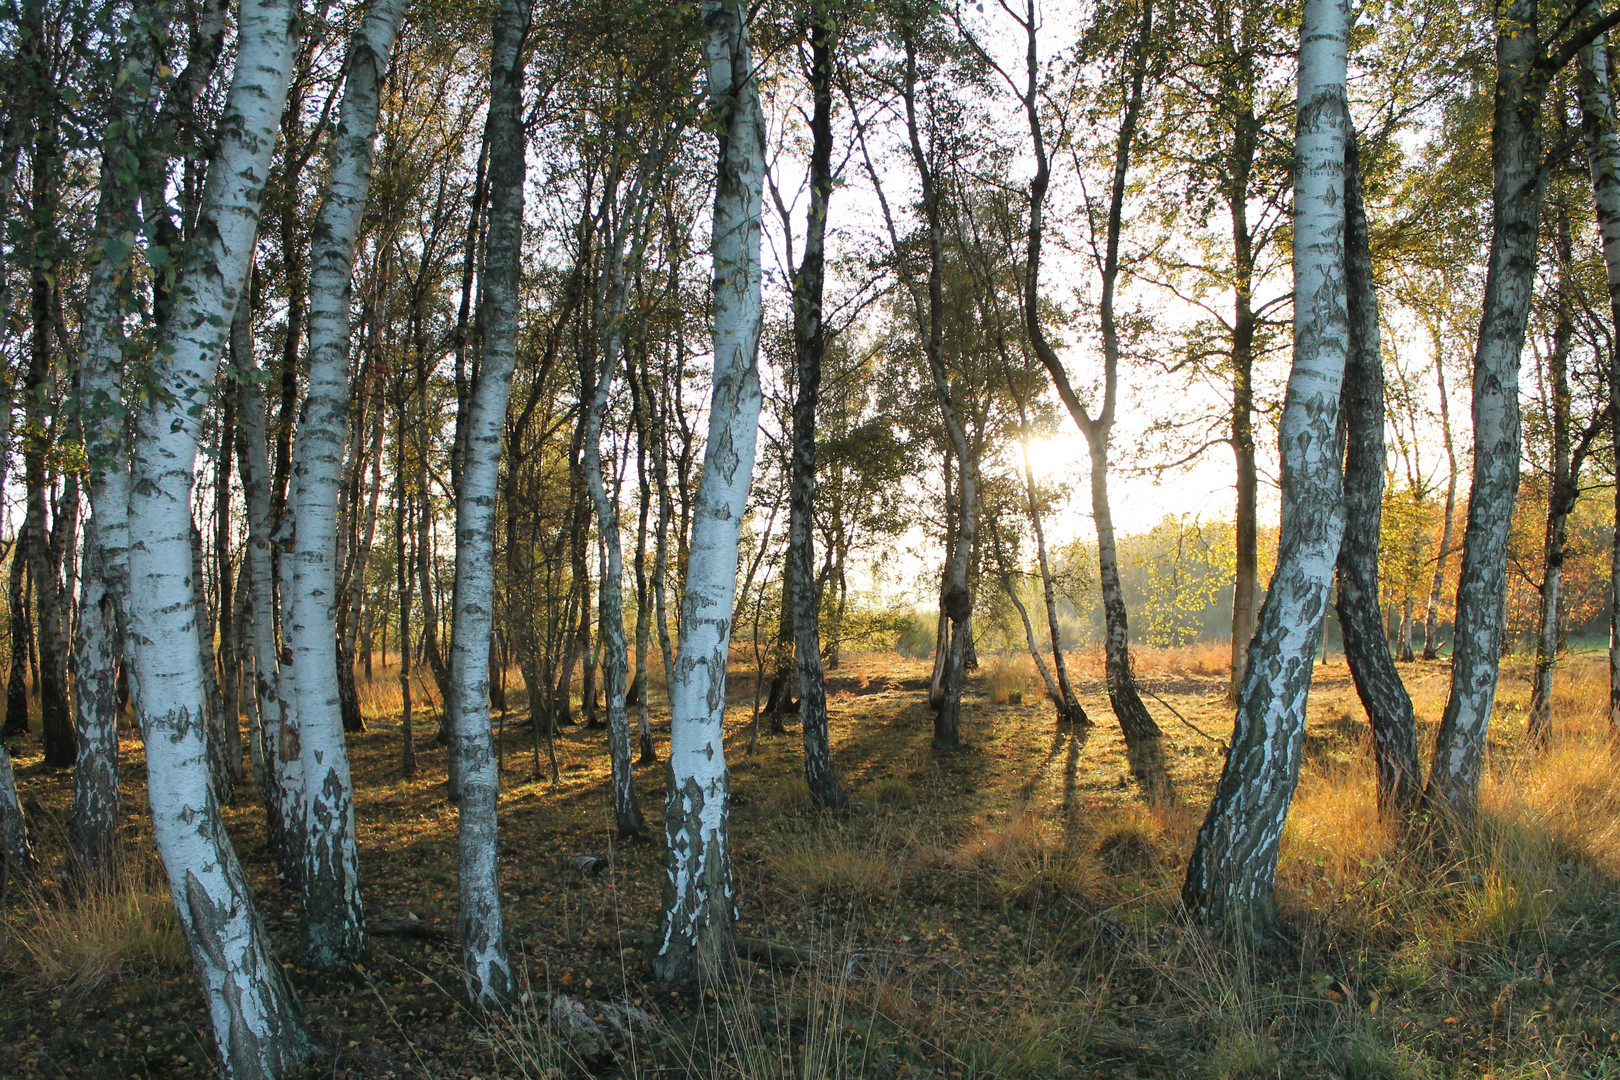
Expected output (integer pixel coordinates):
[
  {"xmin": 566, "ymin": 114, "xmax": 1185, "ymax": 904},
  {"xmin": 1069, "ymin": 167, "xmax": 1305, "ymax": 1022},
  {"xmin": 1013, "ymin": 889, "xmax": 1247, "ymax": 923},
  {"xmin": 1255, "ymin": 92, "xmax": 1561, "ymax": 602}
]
[{"xmin": 10, "ymin": 0, "xmax": 1620, "ymax": 1073}]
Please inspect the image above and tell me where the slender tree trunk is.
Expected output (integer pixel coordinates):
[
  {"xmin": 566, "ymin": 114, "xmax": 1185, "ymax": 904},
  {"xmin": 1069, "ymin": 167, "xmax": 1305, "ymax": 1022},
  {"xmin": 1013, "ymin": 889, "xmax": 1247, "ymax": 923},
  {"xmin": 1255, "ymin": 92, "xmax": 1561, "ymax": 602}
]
[
  {"xmin": 787, "ymin": 0, "xmax": 845, "ymax": 807},
  {"xmin": 287, "ymin": 0, "xmax": 405, "ymax": 968},
  {"xmin": 1016, "ymin": 0, "xmax": 1163, "ymax": 790},
  {"xmin": 583, "ymin": 223, "xmax": 648, "ymax": 838},
  {"xmin": 122, "ymin": 0, "xmax": 312, "ymax": 1070},
  {"xmin": 989, "ymin": 521, "xmax": 1067, "ymax": 711},
  {"xmin": 629, "ymin": 360, "xmax": 657, "ymax": 764},
  {"xmin": 448, "ymin": 0, "xmax": 531, "ymax": 1007},
  {"xmin": 1424, "ymin": 3, "xmax": 1548, "ymax": 827},
  {"xmin": 1334, "ymin": 122, "xmax": 1420, "ymax": 817},
  {"xmin": 397, "ymin": 409, "xmax": 416, "ymax": 776},
  {"xmin": 1182, "ymin": 0, "xmax": 1349, "ymax": 941},
  {"xmin": 70, "ymin": 534, "xmax": 119, "ymax": 889},
  {"xmin": 0, "ymin": 733, "xmax": 33, "ymax": 882},
  {"xmin": 217, "ymin": 391, "xmax": 243, "ymax": 793},
  {"xmin": 1527, "ymin": 212, "xmax": 1585, "ymax": 746},
  {"xmin": 1575, "ymin": 18, "xmax": 1620, "ymax": 736},
  {"xmin": 1422, "ymin": 332, "xmax": 1458, "ymax": 660},
  {"xmin": 237, "ymin": 297, "xmax": 301, "ymax": 888},
  {"xmin": 656, "ymin": 0, "xmax": 765, "ymax": 985},
  {"xmin": 4, "ymin": 538, "xmax": 27, "ymax": 737}
]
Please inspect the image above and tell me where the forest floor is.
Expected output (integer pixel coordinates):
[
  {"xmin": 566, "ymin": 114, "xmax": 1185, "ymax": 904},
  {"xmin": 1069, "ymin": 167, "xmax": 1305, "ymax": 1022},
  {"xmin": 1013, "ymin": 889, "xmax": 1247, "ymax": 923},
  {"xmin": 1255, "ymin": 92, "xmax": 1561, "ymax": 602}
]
[{"xmin": 3, "ymin": 643, "xmax": 1620, "ymax": 1079}]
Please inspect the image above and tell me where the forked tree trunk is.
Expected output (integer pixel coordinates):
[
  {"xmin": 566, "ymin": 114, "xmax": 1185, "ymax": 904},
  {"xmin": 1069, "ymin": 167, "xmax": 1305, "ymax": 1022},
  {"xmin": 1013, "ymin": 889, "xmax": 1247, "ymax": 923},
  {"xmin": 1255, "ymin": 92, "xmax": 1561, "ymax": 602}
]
[
  {"xmin": 1424, "ymin": 2, "xmax": 1552, "ymax": 826},
  {"xmin": 121, "ymin": 0, "xmax": 311, "ymax": 1071},
  {"xmin": 656, "ymin": 0, "xmax": 765, "ymax": 985},
  {"xmin": 1182, "ymin": 0, "xmax": 1349, "ymax": 941},
  {"xmin": 448, "ymin": 0, "xmax": 531, "ymax": 1008},
  {"xmin": 1017, "ymin": 0, "xmax": 1164, "ymax": 792},
  {"xmin": 788, "ymin": 0, "xmax": 845, "ymax": 807},
  {"xmin": 1334, "ymin": 122, "xmax": 1420, "ymax": 817}
]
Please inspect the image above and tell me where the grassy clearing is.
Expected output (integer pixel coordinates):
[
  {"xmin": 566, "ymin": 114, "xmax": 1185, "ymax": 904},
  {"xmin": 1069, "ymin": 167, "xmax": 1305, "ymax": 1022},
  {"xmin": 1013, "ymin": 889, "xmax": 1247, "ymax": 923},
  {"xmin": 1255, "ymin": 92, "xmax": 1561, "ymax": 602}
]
[{"xmin": 3, "ymin": 647, "xmax": 1619, "ymax": 1078}]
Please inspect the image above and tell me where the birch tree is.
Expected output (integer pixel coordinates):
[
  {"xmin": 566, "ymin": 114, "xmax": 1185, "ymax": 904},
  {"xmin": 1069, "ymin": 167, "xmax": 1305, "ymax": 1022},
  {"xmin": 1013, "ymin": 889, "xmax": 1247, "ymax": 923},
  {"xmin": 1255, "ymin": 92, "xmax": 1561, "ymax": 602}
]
[
  {"xmin": 118, "ymin": 0, "xmax": 312, "ymax": 1071},
  {"xmin": 1009, "ymin": 0, "xmax": 1169, "ymax": 793},
  {"xmin": 1422, "ymin": 1, "xmax": 1620, "ymax": 824},
  {"xmin": 448, "ymin": 0, "xmax": 533, "ymax": 1008},
  {"xmin": 786, "ymin": 0, "xmax": 847, "ymax": 808},
  {"xmin": 655, "ymin": 0, "xmax": 766, "ymax": 985},
  {"xmin": 1574, "ymin": 7, "xmax": 1620, "ymax": 735},
  {"xmin": 286, "ymin": 0, "xmax": 409, "ymax": 970},
  {"xmin": 1181, "ymin": 0, "xmax": 1349, "ymax": 941},
  {"xmin": 1334, "ymin": 118, "xmax": 1420, "ymax": 817}
]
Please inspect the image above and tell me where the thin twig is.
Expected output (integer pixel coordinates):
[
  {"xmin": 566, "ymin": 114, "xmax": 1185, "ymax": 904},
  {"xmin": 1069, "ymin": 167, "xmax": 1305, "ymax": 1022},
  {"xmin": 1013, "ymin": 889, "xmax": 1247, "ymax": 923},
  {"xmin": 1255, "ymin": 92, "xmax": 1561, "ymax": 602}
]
[{"xmin": 1140, "ymin": 688, "xmax": 1226, "ymax": 751}]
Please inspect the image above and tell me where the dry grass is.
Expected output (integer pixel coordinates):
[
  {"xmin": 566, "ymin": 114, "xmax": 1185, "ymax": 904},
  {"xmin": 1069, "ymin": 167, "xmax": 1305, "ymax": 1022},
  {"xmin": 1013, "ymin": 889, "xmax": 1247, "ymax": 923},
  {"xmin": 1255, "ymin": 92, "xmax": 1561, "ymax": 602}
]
[
  {"xmin": 6, "ymin": 643, "xmax": 1620, "ymax": 1079},
  {"xmin": 770, "ymin": 829, "xmax": 900, "ymax": 902},
  {"xmin": 950, "ymin": 810, "xmax": 1106, "ymax": 907},
  {"xmin": 983, "ymin": 653, "xmax": 1034, "ymax": 705},
  {"xmin": 8, "ymin": 857, "xmax": 188, "ymax": 1002}
]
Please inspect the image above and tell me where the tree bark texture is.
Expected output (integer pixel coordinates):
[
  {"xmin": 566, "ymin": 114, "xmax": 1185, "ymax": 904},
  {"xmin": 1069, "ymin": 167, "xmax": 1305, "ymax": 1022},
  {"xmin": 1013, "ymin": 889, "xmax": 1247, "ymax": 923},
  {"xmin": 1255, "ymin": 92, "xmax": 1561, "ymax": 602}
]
[
  {"xmin": 121, "ymin": 0, "xmax": 312, "ymax": 1072},
  {"xmin": 656, "ymin": 0, "xmax": 766, "ymax": 985},
  {"xmin": 788, "ymin": 0, "xmax": 846, "ymax": 808},
  {"xmin": 287, "ymin": 0, "xmax": 408, "ymax": 969},
  {"xmin": 1424, "ymin": 4, "xmax": 1545, "ymax": 826},
  {"xmin": 1182, "ymin": 0, "xmax": 1349, "ymax": 942},
  {"xmin": 1333, "ymin": 120, "xmax": 1420, "ymax": 817},
  {"xmin": 448, "ymin": 0, "xmax": 531, "ymax": 1008}
]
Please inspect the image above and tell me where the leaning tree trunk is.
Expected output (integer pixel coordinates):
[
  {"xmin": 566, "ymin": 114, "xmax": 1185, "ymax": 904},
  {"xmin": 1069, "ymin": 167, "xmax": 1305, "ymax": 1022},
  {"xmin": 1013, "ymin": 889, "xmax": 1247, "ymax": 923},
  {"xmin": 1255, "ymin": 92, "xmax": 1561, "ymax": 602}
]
[
  {"xmin": 1182, "ymin": 0, "xmax": 1349, "ymax": 942},
  {"xmin": 1424, "ymin": 4, "xmax": 1547, "ymax": 827},
  {"xmin": 448, "ymin": 0, "xmax": 531, "ymax": 1008},
  {"xmin": 786, "ymin": 0, "xmax": 845, "ymax": 808},
  {"xmin": 655, "ymin": 0, "xmax": 766, "ymax": 985},
  {"xmin": 286, "ymin": 0, "xmax": 406, "ymax": 969},
  {"xmin": 70, "ymin": 16, "xmax": 164, "ymax": 884},
  {"xmin": 0, "ymin": 736, "xmax": 33, "ymax": 882},
  {"xmin": 1575, "ymin": 18, "xmax": 1620, "ymax": 736},
  {"xmin": 121, "ymin": 0, "xmax": 312, "ymax": 1071},
  {"xmin": 1334, "ymin": 120, "xmax": 1421, "ymax": 818}
]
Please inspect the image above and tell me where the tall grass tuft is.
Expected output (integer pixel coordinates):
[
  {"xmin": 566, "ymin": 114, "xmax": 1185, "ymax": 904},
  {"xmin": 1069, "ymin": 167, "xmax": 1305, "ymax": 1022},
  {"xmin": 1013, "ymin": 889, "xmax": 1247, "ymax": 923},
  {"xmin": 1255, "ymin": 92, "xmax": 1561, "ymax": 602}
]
[{"xmin": 11, "ymin": 859, "xmax": 188, "ymax": 1001}]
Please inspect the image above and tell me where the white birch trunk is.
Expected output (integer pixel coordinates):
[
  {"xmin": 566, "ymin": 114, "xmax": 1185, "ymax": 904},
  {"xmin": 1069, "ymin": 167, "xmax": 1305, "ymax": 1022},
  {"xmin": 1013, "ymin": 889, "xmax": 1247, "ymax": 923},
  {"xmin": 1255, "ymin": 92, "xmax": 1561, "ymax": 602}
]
[
  {"xmin": 1577, "ymin": 24, "xmax": 1620, "ymax": 735},
  {"xmin": 654, "ymin": 0, "xmax": 765, "ymax": 986},
  {"xmin": 1423, "ymin": 2, "xmax": 1545, "ymax": 823},
  {"xmin": 287, "ymin": 0, "xmax": 407, "ymax": 969},
  {"xmin": 448, "ymin": 0, "xmax": 530, "ymax": 1008},
  {"xmin": 122, "ymin": 0, "xmax": 310, "ymax": 1072},
  {"xmin": 1182, "ymin": 0, "xmax": 1349, "ymax": 941}
]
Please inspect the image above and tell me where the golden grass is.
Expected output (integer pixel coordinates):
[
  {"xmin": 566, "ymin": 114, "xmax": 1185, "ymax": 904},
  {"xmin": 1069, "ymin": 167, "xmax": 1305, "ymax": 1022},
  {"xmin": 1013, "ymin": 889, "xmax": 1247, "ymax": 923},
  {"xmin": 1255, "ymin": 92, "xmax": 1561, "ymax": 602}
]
[
  {"xmin": 983, "ymin": 653, "xmax": 1035, "ymax": 705},
  {"xmin": 951, "ymin": 810, "xmax": 1106, "ymax": 906},
  {"xmin": 770, "ymin": 829, "xmax": 899, "ymax": 901},
  {"xmin": 9, "ymin": 858, "xmax": 188, "ymax": 1002}
]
